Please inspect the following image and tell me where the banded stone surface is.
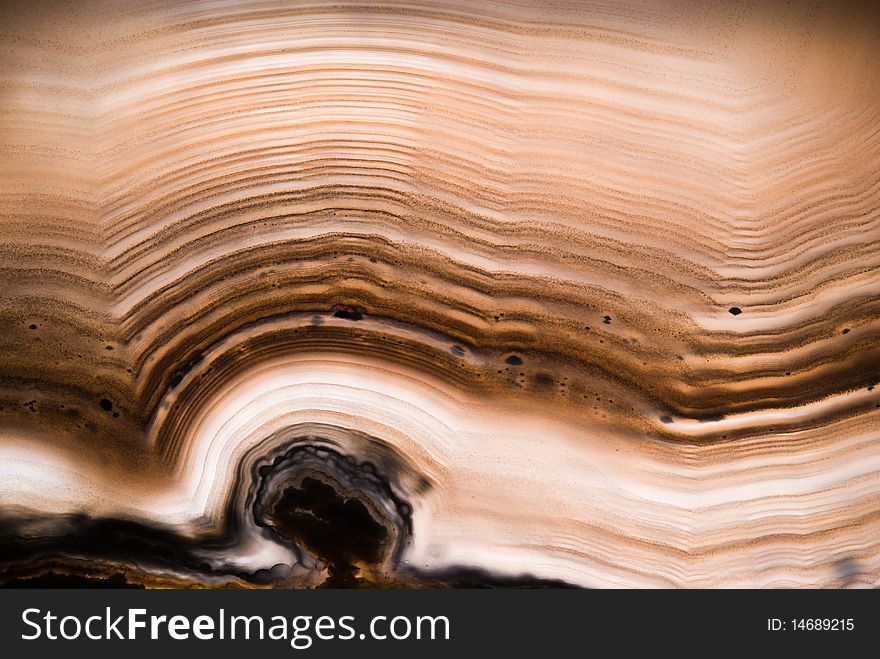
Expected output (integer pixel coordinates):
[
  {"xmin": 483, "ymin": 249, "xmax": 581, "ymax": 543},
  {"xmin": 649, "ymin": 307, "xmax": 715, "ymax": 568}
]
[{"xmin": 0, "ymin": 0, "xmax": 878, "ymax": 587}]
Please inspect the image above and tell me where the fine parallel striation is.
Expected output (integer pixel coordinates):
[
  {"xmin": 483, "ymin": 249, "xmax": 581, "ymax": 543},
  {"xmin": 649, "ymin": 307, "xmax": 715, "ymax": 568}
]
[{"xmin": 0, "ymin": 0, "xmax": 878, "ymax": 588}]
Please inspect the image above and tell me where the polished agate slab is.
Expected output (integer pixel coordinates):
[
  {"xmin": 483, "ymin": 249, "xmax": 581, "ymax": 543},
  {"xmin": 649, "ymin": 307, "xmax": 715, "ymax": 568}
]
[{"xmin": 0, "ymin": 0, "xmax": 878, "ymax": 588}]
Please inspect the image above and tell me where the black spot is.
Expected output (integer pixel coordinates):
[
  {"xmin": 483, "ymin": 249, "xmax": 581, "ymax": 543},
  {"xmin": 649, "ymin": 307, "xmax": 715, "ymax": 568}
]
[
  {"xmin": 450, "ymin": 345, "xmax": 465, "ymax": 357},
  {"xmin": 602, "ymin": 315, "xmax": 612, "ymax": 324},
  {"xmin": 105, "ymin": 345, "xmax": 113, "ymax": 351},
  {"xmin": 505, "ymin": 355, "xmax": 523, "ymax": 366},
  {"xmin": 728, "ymin": 307, "xmax": 742, "ymax": 316},
  {"xmin": 659, "ymin": 415, "xmax": 673, "ymax": 424},
  {"xmin": 842, "ymin": 328, "xmax": 850, "ymax": 334},
  {"xmin": 333, "ymin": 306, "xmax": 364, "ymax": 321},
  {"xmin": 28, "ymin": 324, "xmax": 37, "ymax": 330},
  {"xmin": 99, "ymin": 398, "xmax": 113, "ymax": 412}
]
